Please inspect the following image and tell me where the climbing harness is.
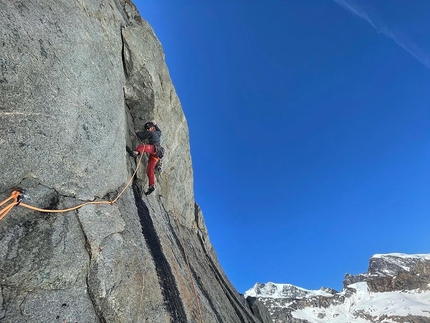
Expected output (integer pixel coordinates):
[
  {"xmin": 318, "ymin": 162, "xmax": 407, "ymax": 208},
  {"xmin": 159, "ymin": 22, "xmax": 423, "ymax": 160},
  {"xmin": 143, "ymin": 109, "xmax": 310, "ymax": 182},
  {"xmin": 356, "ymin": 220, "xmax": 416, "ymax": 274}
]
[
  {"xmin": 165, "ymin": 173, "xmax": 204, "ymax": 323},
  {"xmin": 0, "ymin": 153, "xmax": 143, "ymax": 221}
]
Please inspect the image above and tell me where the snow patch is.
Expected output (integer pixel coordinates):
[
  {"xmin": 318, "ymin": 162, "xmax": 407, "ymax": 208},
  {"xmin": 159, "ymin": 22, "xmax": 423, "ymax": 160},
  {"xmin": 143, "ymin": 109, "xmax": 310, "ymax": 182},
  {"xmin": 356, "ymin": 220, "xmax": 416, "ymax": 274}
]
[
  {"xmin": 244, "ymin": 282, "xmax": 333, "ymax": 299},
  {"xmin": 292, "ymin": 282, "xmax": 430, "ymax": 323}
]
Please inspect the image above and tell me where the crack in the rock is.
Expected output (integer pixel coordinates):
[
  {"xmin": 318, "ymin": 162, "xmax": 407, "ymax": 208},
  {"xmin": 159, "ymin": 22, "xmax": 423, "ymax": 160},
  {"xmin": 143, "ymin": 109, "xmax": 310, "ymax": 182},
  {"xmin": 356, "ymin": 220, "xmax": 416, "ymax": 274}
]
[
  {"xmin": 85, "ymin": 274, "xmax": 107, "ymax": 323},
  {"xmin": 0, "ymin": 285, "xmax": 5, "ymax": 320},
  {"xmin": 132, "ymin": 181, "xmax": 188, "ymax": 322},
  {"xmin": 197, "ymin": 234, "xmax": 259, "ymax": 323},
  {"xmin": 75, "ymin": 212, "xmax": 106, "ymax": 323}
]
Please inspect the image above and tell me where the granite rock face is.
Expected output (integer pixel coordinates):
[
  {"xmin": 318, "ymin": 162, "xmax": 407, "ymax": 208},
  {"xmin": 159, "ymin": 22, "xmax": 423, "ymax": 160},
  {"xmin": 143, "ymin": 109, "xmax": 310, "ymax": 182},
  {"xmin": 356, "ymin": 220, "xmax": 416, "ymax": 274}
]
[
  {"xmin": 246, "ymin": 297, "xmax": 274, "ymax": 323},
  {"xmin": 0, "ymin": 1, "xmax": 261, "ymax": 322},
  {"xmin": 0, "ymin": 0, "xmax": 127, "ymax": 200}
]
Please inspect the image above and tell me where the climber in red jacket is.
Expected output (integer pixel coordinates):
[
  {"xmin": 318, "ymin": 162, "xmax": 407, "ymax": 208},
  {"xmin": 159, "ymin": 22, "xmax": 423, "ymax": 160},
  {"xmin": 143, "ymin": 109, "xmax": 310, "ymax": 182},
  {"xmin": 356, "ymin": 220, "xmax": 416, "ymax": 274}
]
[{"xmin": 132, "ymin": 120, "xmax": 162, "ymax": 195}]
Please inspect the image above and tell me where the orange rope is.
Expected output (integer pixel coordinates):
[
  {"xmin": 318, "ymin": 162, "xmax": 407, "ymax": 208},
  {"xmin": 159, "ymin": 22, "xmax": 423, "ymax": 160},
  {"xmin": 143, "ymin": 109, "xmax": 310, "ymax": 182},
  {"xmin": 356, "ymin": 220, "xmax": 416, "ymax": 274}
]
[
  {"xmin": 0, "ymin": 191, "xmax": 20, "ymax": 221},
  {"xmin": 0, "ymin": 153, "xmax": 143, "ymax": 221}
]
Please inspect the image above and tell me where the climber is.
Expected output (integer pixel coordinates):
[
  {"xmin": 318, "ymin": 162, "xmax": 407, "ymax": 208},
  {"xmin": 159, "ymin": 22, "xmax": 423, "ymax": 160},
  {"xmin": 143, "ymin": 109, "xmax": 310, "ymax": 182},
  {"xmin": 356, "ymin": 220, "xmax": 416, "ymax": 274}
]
[{"xmin": 132, "ymin": 120, "xmax": 162, "ymax": 195}]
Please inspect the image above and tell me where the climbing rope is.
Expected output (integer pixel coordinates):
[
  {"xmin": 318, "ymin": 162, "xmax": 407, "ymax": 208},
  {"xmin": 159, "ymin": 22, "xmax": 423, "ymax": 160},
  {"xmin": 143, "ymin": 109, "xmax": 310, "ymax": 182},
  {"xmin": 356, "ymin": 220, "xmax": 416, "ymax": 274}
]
[
  {"xmin": 164, "ymin": 173, "xmax": 204, "ymax": 323},
  {"xmin": 1, "ymin": 153, "xmax": 204, "ymax": 322},
  {"xmin": 0, "ymin": 153, "xmax": 143, "ymax": 221}
]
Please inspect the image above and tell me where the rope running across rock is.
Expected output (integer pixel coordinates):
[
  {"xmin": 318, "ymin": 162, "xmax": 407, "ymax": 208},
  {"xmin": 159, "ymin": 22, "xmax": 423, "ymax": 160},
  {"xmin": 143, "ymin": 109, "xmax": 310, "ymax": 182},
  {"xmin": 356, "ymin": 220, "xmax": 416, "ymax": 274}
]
[{"xmin": 0, "ymin": 153, "xmax": 143, "ymax": 221}]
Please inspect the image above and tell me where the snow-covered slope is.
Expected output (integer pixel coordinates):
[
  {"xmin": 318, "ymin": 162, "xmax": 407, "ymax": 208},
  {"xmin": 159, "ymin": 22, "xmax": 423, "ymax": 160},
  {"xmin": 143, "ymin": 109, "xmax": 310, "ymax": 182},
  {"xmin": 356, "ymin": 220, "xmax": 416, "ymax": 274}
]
[
  {"xmin": 245, "ymin": 253, "xmax": 430, "ymax": 323},
  {"xmin": 292, "ymin": 282, "xmax": 430, "ymax": 323},
  {"xmin": 245, "ymin": 282, "xmax": 334, "ymax": 299}
]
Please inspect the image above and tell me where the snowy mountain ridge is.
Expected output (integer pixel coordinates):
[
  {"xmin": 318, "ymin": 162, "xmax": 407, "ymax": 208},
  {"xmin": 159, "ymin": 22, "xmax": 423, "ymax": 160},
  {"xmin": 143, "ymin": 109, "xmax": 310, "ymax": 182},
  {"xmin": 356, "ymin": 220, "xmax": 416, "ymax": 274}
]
[
  {"xmin": 369, "ymin": 253, "xmax": 430, "ymax": 275},
  {"xmin": 244, "ymin": 253, "xmax": 430, "ymax": 323},
  {"xmin": 245, "ymin": 282, "xmax": 335, "ymax": 299}
]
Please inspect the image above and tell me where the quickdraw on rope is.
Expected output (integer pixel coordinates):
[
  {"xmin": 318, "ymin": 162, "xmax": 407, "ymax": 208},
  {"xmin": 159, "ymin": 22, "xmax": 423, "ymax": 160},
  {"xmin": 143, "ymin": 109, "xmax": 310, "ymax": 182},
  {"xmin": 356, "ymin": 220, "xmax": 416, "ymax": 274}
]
[{"xmin": 0, "ymin": 153, "xmax": 143, "ymax": 221}]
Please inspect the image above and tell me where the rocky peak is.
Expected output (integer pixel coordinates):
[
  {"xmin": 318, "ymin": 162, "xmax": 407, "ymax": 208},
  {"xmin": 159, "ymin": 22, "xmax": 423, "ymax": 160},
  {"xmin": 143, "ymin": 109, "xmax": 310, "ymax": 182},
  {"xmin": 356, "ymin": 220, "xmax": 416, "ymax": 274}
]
[
  {"xmin": 344, "ymin": 253, "xmax": 430, "ymax": 292},
  {"xmin": 368, "ymin": 253, "xmax": 430, "ymax": 276},
  {"xmin": 245, "ymin": 253, "xmax": 430, "ymax": 322},
  {"xmin": 246, "ymin": 282, "xmax": 335, "ymax": 299}
]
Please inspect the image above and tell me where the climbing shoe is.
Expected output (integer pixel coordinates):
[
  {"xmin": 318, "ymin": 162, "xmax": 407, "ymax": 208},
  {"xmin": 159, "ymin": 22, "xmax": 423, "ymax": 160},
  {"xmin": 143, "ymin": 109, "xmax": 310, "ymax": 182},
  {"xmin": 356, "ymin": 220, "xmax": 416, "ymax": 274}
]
[{"xmin": 145, "ymin": 186, "xmax": 155, "ymax": 195}]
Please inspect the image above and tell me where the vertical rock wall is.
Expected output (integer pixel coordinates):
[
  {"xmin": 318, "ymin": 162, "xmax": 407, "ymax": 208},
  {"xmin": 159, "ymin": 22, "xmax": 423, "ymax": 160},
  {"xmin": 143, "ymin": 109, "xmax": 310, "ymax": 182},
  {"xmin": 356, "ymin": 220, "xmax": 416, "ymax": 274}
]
[
  {"xmin": 1, "ymin": 1, "xmax": 263, "ymax": 322},
  {"xmin": 0, "ymin": 0, "xmax": 127, "ymax": 200}
]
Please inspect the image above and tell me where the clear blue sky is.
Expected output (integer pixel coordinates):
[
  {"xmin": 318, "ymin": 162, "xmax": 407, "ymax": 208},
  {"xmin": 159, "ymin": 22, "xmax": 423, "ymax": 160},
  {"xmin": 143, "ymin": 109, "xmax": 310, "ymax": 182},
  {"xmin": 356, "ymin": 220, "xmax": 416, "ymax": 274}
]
[{"xmin": 133, "ymin": 1, "xmax": 430, "ymax": 293}]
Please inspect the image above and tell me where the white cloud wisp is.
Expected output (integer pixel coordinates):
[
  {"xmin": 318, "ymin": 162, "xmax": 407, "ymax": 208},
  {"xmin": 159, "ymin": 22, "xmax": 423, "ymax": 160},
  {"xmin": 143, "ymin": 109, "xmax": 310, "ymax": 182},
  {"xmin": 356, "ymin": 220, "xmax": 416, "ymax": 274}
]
[{"xmin": 333, "ymin": 0, "xmax": 430, "ymax": 68}]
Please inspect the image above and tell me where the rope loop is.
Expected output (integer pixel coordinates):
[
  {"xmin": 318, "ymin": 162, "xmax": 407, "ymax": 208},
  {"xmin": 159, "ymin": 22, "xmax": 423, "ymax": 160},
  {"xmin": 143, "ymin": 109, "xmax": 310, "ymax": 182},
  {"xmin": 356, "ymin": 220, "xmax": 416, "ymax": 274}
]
[
  {"xmin": 0, "ymin": 153, "xmax": 143, "ymax": 221},
  {"xmin": 0, "ymin": 189, "xmax": 23, "ymax": 221}
]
